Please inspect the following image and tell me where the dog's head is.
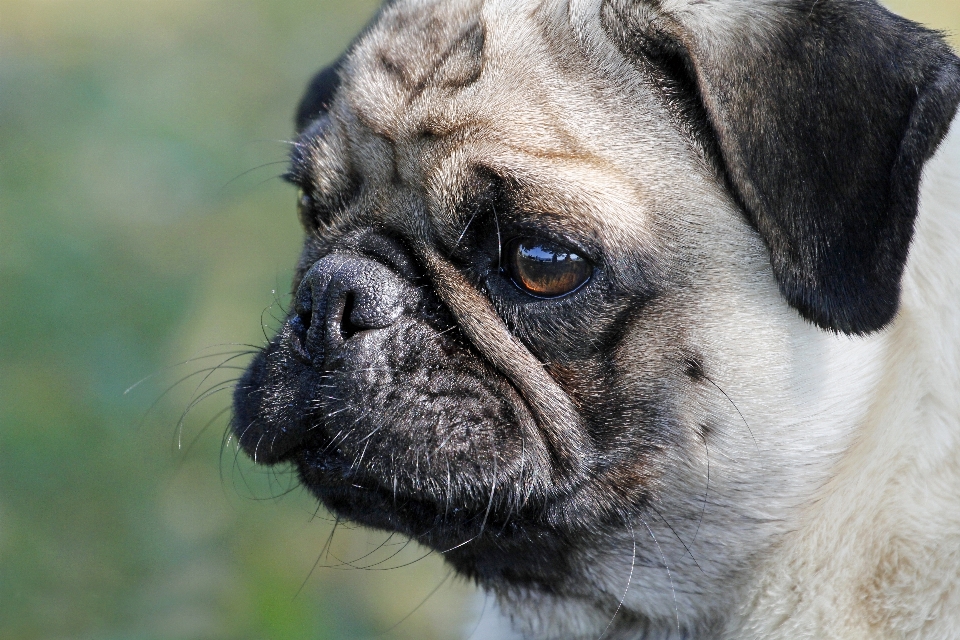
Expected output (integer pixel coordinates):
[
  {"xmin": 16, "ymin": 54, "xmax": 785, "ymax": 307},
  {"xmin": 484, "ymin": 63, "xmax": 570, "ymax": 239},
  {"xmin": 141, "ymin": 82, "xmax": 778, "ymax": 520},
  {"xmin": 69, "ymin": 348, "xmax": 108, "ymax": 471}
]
[{"xmin": 233, "ymin": 0, "xmax": 959, "ymax": 636}]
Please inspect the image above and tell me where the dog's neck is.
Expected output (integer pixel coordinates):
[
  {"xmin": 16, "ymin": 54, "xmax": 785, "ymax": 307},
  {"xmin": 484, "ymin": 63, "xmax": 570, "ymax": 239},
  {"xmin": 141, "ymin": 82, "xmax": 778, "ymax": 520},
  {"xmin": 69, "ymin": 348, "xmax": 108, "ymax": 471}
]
[{"xmin": 731, "ymin": 113, "xmax": 960, "ymax": 640}]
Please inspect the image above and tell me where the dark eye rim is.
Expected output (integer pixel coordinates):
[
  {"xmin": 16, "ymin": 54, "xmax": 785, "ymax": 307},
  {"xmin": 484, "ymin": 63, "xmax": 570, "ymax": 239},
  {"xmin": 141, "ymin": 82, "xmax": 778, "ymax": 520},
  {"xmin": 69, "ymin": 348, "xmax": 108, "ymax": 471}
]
[
  {"xmin": 502, "ymin": 235, "xmax": 594, "ymax": 300},
  {"xmin": 295, "ymin": 189, "xmax": 320, "ymax": 230}
]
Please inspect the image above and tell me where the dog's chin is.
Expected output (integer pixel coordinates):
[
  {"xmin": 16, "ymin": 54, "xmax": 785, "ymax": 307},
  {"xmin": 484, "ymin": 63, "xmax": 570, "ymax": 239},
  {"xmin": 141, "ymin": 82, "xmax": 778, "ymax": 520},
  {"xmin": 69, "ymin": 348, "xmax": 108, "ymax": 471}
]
[
  {"xmin": 278, "ymin": 445, "xmax": 582, "ymax": 595},
  {"xmin": 290, "ymin": 452, "xmax": 580, "ymax": 590}
]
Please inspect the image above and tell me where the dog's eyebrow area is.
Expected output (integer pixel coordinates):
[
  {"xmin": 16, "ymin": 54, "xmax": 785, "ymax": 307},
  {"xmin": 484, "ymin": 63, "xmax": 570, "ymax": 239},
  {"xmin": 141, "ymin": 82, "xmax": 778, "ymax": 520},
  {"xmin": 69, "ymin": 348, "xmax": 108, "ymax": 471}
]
[
  {"xmin": 428, "ymin": 158, "xmax": 662, "ymax": 276},
  {"xmin": 284, "ymin": 116, "xmax": 349, "ymax": 194},
  {"xmin": 284, "ymin": 117, "xmax": 330, "ymax": 187}
]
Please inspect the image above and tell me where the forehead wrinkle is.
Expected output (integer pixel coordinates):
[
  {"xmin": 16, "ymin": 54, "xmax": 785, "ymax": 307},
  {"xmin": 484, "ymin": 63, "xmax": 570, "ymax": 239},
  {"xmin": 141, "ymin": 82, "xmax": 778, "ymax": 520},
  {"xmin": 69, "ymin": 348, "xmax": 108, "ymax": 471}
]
[
  {"xmin": 342, "ymin": 0, "xmax": 488, "ymax": 137},
  {"xmin": 339, "ymin": 0, "xmax": 604, "ymax": 185}
]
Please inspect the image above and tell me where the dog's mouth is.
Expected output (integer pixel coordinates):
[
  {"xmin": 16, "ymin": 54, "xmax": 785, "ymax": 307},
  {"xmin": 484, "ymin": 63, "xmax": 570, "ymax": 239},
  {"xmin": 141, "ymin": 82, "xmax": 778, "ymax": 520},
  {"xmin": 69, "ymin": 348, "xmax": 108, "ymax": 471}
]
[{"xmin": 230, "ymin": 272, "xmax": 574, "ymax": 562}]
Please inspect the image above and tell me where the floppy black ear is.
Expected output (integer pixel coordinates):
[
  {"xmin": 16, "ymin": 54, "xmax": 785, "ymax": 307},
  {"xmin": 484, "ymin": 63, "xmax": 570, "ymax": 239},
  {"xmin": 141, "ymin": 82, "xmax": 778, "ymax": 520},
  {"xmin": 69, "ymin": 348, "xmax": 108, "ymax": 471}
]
[
  {"xmin": 605, "ymin": 0, "xmax": 960, "ymax": 334},
  {"xmin": 295, "ymin": 57, "xmax": 344, "ymax": 132}
]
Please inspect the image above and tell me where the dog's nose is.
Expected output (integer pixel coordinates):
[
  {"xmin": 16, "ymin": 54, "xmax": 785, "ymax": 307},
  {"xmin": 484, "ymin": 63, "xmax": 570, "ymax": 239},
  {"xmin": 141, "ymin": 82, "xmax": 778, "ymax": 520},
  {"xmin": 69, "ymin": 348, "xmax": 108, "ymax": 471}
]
[{"xmin": 289, "ymin": 253, "xmax": 412, "ymax": 363}]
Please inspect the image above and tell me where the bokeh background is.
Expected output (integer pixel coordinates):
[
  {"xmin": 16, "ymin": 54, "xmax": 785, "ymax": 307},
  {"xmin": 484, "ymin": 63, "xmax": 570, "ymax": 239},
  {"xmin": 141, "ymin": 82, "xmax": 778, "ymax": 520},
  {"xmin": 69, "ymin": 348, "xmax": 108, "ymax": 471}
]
[{"xmin": 1, "ymin": 1, "xmax": 958, "ymax": 638}]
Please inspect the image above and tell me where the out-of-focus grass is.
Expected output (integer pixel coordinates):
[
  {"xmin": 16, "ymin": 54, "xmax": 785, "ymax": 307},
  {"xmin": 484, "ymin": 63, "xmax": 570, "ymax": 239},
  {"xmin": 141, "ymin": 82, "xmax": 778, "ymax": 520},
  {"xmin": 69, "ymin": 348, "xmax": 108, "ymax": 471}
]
[{"xmin": 0, "ymin": 1, "xmax": 956, "ymax": 639}]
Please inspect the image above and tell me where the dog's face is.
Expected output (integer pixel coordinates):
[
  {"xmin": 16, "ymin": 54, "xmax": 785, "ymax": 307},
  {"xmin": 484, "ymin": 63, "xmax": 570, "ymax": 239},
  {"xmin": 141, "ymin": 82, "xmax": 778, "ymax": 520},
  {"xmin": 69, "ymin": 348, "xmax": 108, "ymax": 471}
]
[{"xmin": 233, "ymin": 1, "xmax": 959, "ymax": 636}]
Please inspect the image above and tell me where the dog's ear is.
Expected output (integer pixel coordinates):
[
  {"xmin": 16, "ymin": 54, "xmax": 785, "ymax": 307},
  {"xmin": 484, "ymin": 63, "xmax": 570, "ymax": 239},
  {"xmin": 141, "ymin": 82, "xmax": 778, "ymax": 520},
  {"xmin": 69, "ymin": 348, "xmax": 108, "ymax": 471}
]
[
  {"xmin": 605, "ymin": 0, "xmax": 960, "ymax": 334},
  {"xmin": 295, "ymin": 57, "xmax": 344, "ymax": 132}
]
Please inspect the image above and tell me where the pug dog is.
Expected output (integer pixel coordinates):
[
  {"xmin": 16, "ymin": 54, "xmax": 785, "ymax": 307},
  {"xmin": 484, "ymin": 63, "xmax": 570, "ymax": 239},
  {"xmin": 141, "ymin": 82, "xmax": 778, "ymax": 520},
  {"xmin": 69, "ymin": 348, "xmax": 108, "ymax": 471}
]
[{"xmin": 231, "ymin": 0, "xmax": 960, "ymax": 638}]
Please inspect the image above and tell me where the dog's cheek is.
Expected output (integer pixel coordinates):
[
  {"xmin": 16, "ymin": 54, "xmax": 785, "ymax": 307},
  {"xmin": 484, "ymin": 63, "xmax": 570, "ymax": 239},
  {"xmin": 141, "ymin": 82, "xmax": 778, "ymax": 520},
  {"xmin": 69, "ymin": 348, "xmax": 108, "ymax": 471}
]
[
  {"xmin": 543, "ymin": 335, "xmax": 686, "ymax": 519},
  {"xmin": 307, "ymin": 318, "xmax": 544, "ymax": 501}
]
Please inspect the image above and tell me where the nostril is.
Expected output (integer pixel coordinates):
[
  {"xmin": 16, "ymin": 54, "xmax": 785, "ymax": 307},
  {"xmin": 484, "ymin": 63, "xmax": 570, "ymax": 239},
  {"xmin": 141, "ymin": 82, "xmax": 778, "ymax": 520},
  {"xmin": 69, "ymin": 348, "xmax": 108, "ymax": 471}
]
[
  {"xmin": 289, "ymin": 288, "xmax": 314, "ymax": 363},
  {"xmin": 295, "ymin": 291, "xmax": 313, "ymax": 332},
  {"xmin": 339, "ymin": 292, "xmax": 362, "ymax": 341},
  {"xmin": 288, "ymin": 314, "xmax": 312, "ymax": 363}
]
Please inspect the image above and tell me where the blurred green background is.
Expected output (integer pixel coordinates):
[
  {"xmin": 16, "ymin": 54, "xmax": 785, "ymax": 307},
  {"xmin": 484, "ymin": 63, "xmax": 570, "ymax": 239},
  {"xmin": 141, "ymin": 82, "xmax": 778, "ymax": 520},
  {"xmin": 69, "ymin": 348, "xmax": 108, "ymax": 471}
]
[{"xmin": 0, "ymin": 1, "xmax": 957, "ymax": 639}]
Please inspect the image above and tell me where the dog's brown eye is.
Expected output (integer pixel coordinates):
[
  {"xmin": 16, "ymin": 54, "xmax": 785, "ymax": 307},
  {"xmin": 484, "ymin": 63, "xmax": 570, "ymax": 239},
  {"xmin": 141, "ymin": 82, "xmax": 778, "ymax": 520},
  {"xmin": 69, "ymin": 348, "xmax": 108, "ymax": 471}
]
[{"xmin": 506, "ymin": 238, "xmax": 592, "ymax": 298}]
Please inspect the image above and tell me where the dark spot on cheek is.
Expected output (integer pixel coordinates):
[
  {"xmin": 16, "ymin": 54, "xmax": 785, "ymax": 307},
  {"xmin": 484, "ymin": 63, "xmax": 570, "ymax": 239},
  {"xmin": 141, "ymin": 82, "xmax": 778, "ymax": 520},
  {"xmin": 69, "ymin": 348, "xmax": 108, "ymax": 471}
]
[
  {"xmin": 697, "ymin": 422, "xmax": 712, "ymax": 440},
  {"xmin": 683, "ymin": 353, "xmax": 705, "ymax": 382}
]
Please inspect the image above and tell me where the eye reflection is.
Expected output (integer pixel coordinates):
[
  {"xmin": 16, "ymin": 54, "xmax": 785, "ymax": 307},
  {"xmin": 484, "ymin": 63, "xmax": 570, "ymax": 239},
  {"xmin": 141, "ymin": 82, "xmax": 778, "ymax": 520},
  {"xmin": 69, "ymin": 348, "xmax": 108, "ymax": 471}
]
[{"xmin": 505, "ymin": 238, "xmax": 592, "ymax": 298}]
